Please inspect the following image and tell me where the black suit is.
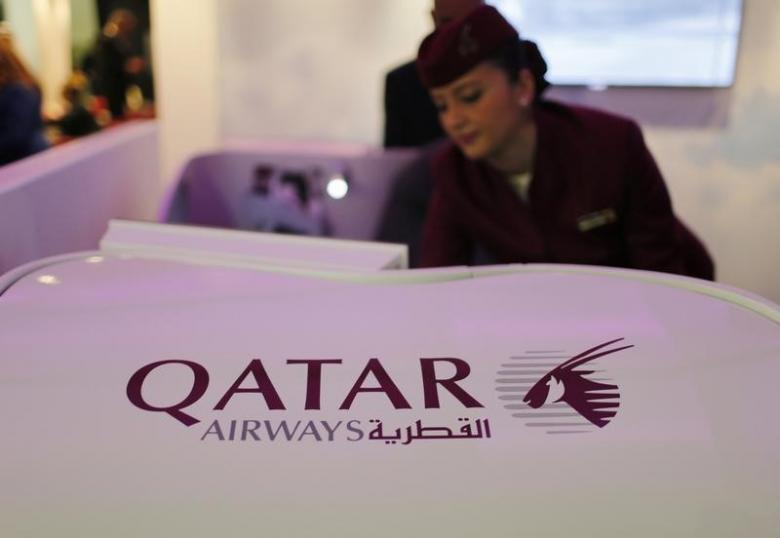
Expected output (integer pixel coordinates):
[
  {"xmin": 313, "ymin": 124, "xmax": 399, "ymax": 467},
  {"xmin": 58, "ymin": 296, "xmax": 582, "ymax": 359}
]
[
  {"xmin": 375, "ymin": 141, "xmax": 444, "ymax": 267},
  {"xmin": 383, "ymin": 60, "xmax": 444, "ymax": 148}
]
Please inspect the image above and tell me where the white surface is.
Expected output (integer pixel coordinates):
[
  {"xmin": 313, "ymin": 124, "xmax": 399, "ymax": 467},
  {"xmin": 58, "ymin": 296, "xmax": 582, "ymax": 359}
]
[
  {"xmin": 101, "ymin": 219, "xmax": 408, "ymax": 271},
  {"xmin": 217, "ymin": 0, "xmax": 430, "ymax": 147},
  {"xmin": 0, "ymin": 121, "xmax": 160, "ymax": 275},
  {"xmin": 1, "ymin": 255, "xmax": 778, "ymax": 537},
  {"xmin": 150, "ymin": 0, "xmax": 221, "ymax": 183}
]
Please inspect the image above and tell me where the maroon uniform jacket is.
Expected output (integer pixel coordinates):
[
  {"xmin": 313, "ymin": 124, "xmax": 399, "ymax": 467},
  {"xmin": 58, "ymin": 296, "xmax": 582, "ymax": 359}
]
[{"xmin": 421, "ymin": 101, "xmax": 713, "ymax": 279}]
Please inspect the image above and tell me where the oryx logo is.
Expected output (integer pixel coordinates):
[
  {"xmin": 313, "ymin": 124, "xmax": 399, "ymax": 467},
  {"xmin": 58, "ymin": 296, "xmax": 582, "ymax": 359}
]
[{"xmin": 496, "ymin": 338, "xmax": 633, "ymax": 435}]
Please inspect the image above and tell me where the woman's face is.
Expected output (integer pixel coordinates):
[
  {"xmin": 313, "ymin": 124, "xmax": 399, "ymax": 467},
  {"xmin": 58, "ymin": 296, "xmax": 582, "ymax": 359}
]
[{"xmin": 431, "ymin": 62, "xmax": 531, "ymax": 162}]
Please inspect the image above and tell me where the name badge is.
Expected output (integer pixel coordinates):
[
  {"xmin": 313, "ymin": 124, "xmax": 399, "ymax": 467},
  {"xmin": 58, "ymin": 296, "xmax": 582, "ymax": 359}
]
[{"xmin": 577, "ymin": 208, "xmax": 618, "ymax": 232}]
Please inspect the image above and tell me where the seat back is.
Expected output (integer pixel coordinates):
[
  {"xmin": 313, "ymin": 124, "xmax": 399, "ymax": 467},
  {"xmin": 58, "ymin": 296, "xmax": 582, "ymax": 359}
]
[{"xmin": 161, "ymin": 146, "xmax": 420, "ymax": 241}]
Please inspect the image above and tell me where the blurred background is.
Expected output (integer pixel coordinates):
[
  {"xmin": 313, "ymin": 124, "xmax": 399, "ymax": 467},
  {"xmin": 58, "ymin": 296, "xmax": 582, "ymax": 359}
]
[
  {"xmin": 1, "ymin": 0, "xmax": 153, "ymax": 137},
  {"xmin": 1, "ymin": 0, "xmax": 778, "ymax": 303}
]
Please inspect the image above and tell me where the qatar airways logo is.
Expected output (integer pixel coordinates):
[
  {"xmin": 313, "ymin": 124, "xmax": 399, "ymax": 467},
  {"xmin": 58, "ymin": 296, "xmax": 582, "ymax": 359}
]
[
  {"xmin": 126, "ymin": 358, "xmax": 489, "ymax": 445},
  {"xmin": 127, "ymin": 339, "xmax": 632, "ymax": 443},
  {"xmin": 496, "ymin": 338, "xmax": 633, "ymax": 435}
]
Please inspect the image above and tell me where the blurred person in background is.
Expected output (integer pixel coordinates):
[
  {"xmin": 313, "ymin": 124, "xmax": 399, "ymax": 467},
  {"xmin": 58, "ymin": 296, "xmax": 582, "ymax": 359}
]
[
  {"xmin": 55, "ymin": 71, "xmax": 101, "ymax": 140},
  {"xmin": 88, "ymin": 9, "xmax": 145, "ymax": 120},
  {"xmin": 383, "ymin": 0, "xmax": 484, "ymax": 148},
  {"xmin": 0, "ymin": 23, "xmax": 49, "ymax": 166},
  {"xmin": 416, "ymin": 6, "xmax": 713, "ymax": 279},
  {"xmin": 237, "ymin": 164, "xmax": 330, "ymax": 237}
]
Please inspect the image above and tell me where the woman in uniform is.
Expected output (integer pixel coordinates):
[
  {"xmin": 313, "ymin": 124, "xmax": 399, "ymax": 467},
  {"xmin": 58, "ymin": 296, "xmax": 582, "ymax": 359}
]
[{"xmin": 415, "ymin": 5, "xmax": 713, "ymax": 279}]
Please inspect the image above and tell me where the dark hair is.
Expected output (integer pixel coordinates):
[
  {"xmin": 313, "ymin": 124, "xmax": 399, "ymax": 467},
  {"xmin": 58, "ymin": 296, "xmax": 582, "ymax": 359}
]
[
  {"xmin": 0, "ymin": 37, "xmax": 40, "ymax": 90},
  {"xmin": 254, "ymin": 164, "xmax": 274, "ymax": 179},
  {"xmin": 486, "ymin": 38, "xmax": 551, "ymax": 99},
  {"xmin": 281, "ymin": 171, "xmax": 310, "ymax": 205}
]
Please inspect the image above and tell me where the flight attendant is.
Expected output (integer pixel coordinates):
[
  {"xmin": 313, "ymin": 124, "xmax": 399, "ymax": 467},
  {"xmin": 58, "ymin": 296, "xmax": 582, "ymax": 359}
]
[{"xmin": 416, "ymin": 6, "xmax": 713, "ymax": 279}]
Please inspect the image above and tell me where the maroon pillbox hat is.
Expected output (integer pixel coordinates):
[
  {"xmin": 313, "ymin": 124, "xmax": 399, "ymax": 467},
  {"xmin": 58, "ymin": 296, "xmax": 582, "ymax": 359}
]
[{"xmin": 416, "ymin": 5, "xmax": 520, "ymax": 89}]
